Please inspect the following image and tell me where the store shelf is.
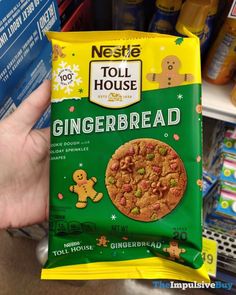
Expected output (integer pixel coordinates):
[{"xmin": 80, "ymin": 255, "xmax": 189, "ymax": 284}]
[
  {"xmin": 203, "ymin": 226, "xmax": 236, "ymax": 275},
  {"xmin": 202, "ymin": 81, "xmax": 236, "ymax": 124}
]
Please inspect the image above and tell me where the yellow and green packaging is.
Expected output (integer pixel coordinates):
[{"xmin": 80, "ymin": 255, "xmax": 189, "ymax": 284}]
[{"xmin": 42, "ymin": 30, "xmax": 209, "ymax": 282}]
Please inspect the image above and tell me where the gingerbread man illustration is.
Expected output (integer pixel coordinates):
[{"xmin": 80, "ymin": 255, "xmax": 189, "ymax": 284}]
[
  {"xmin": 146, "ymin": 55, "xmax": 194, "ymax": 89},
  {"xmin": 69, "ymin": 169, "xmax": 103, "ymax": 208},
  {"xmin": 163, "ymin": 240, "xmax": 186, "ymax": 262},
  {"xmin": 52, "ymin": 44, "xmax": 66, "ymax": 61},
  {"xmin": 96, "ymin": 235, "xmax": 110, "ymax": 247}
]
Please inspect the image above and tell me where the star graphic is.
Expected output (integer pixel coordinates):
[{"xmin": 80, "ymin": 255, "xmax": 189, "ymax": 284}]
[
  {"xmin": 79, "ymin": 163, "xmax": 83, "ymax": 167},
  {"xmin": 78, "ymin": 88, "xmax": 83, "ymax": 93},
  {"xmin": 147, "ymin": 250, "xmax": 150, "ymax": 253},
  {"xmin": 160, "ymin": 46, "xmax": 165, "ymax": 51},
  {"xmin": 177, "ymin": 94, "xmax": 183, "ymax": 100},
  {"xmin": 111, "ymin": 214, "xmax": 117, "ymax": 221}
]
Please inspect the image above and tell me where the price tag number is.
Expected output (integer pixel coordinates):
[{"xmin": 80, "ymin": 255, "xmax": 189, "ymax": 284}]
[
  {"xmin": 202, "ymin": 252, "xmax": 214, "ymax": 265},
  {"xmin": 202, "ymin": 238, "xmax": 218, "ymax": 277}
]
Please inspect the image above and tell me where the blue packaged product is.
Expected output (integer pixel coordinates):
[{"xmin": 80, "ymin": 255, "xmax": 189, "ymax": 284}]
[
  {"xmin": 0, "ymin": 0, "xmax": 60, "ymax": 127},
  {"xmin": 205, "ymin": 181, "xmax": 236, "ymax": 224},
  {"xmin": 220, "ymin": 154, "xmax": 236, "ymax": 184},
  {"xmin": 149, "ymin": 0, "xmax": 182, "ymax": 34},
  {"xmin": 214, "ymin": 181, "xmax": 236, "ymax": 220},
  {"xmin": 223, "ymin": 127, "xmax": 236, "ymax": 155},
  {"xmin": 203, "ymin": 170, "xmax": 218, "ymax": 198},
  {"xmin": 205, "ymin": 212, "xmax": 236, "ymax": 236}
]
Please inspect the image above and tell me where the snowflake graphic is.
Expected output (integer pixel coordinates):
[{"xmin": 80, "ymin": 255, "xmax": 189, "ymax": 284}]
[
  {"xmin": 111, "ymin": 214, "xmax": 117, "ymax": 221},
  {"xmin": 53, "ymin": 61, "xmax": 82, "ymax": 94},
  {"xmin": 177, "ymin": 94, "xmax": 183, "ymax": 100},
  {"xmin": 79, "ymin": 163, "xmax": 83, "ymax": 167}
]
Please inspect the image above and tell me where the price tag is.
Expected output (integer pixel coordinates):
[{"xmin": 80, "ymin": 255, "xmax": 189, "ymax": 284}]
[{"xmin": 202, "ymin": 237, "xmax": 218, "ymax": 277}]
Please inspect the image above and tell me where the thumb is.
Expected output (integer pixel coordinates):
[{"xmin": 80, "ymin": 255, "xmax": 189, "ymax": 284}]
[{"xmin": 6, "ymin": 80, "xmax": 51, "ymax": 134}]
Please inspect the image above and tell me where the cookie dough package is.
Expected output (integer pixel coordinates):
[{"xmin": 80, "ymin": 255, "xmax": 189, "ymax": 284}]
[{"xmin": 42, "ymin": 30, "xmax": 209, "ymax": 282}]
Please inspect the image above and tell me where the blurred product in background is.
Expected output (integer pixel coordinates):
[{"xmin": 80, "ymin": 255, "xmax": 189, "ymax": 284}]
[
  {"xmin": 203, "ymin": 122, "xmax": 236, "ymax": 236},
  {"xmin": 148, "ymin": 0, "xmax": 182, "ymax": 34},
  {"xmin": 175, "ymin": 0, "xmax": 210, "ymax": 44},
  {"xmin": 112, "ymin": 0, "xmax": 145, "ymax": 31},
  {"xmin": 231, "ymin": 83, "xmax": 236, "ymax": 106},
  {"xmin": 0, "ymin": 0, "xmax": 60, "ymax": 127},
  {"xmin": 203, "ymin": 17, "xmax": 236, "ymax": 85},
  {"xmin": 201, "ymin": 0, "xmax": 219, "ymax": 55}
]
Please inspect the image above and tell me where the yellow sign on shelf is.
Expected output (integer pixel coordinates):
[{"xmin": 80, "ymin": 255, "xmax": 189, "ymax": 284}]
[{"xmin": 202, "ymin": 237, "xmax": 218, "ymax": 277}]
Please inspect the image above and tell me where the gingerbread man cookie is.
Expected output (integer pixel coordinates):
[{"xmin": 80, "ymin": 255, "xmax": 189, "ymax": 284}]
[
  {"xmin": 69, "ymin": 169, "xmax": 103, "ymax": 208},
  {"xmin": 163, "ymin": 240, "xmax": 186, "ymax": 261},
  {"xmin": 96, "ymin": 235, "xmax": 110, "ymax": 247},
  {"xmin": 52, "ymin": 44, "xmax": 66, "ymax": 61},
  {"xmin": 146, "ymin": 55, "xmax": 194, "ymax": 89}
]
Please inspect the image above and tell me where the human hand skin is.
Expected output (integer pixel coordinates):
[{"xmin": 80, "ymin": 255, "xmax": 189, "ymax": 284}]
[{"xmin": 0, "ymin": 81, "xmax": 51, "ymax": 229}]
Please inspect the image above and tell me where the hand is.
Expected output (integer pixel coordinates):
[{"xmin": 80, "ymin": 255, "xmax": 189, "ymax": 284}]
[{"xmin": 0, "ymin": 81, "xmax": 51, "ymax": 229}]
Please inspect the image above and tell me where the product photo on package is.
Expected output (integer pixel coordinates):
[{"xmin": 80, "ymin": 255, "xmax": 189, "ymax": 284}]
[{"xmin": 42, "ymin": 30, "xmax": 209, "ymax": 282}]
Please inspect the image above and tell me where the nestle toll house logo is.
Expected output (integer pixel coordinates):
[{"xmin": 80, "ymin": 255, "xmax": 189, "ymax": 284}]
[{"xmin": 89, "ymin": 60, "xmax": 142, "ymax": 108}]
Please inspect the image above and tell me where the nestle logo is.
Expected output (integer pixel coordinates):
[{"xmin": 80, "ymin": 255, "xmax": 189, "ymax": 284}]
[{"xmin": 92, "ymin": 45, "xmax": 141, "ymax": 58}]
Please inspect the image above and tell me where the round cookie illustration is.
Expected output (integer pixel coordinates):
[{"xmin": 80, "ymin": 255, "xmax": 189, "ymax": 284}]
[
  {"xmin": 146, "ymin": 55, "xmax": 194, "ymax": 89},
  {"xmin": 105, "ymin": 138, "xmax": 187, "ymax": 222}
]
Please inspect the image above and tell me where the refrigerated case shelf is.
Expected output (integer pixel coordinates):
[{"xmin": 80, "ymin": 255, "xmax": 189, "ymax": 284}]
[
  {"xmin": 202, "ymin": 81, "xmax": 236, "ymax": 124},
  {"xmin": 203, "ymin": 226, "xmax": 236, "ymax": 279}
]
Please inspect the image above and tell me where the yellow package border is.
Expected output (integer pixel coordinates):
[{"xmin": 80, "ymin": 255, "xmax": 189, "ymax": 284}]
[{"xmin": 41, "ymin": 256, "xmax": 210, "ymax": 282}]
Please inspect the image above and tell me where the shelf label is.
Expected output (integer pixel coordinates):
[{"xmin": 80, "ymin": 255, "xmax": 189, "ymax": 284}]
[{"xmin": 202, "ymin": 237, "xmax": 218, "ymax": 277}]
